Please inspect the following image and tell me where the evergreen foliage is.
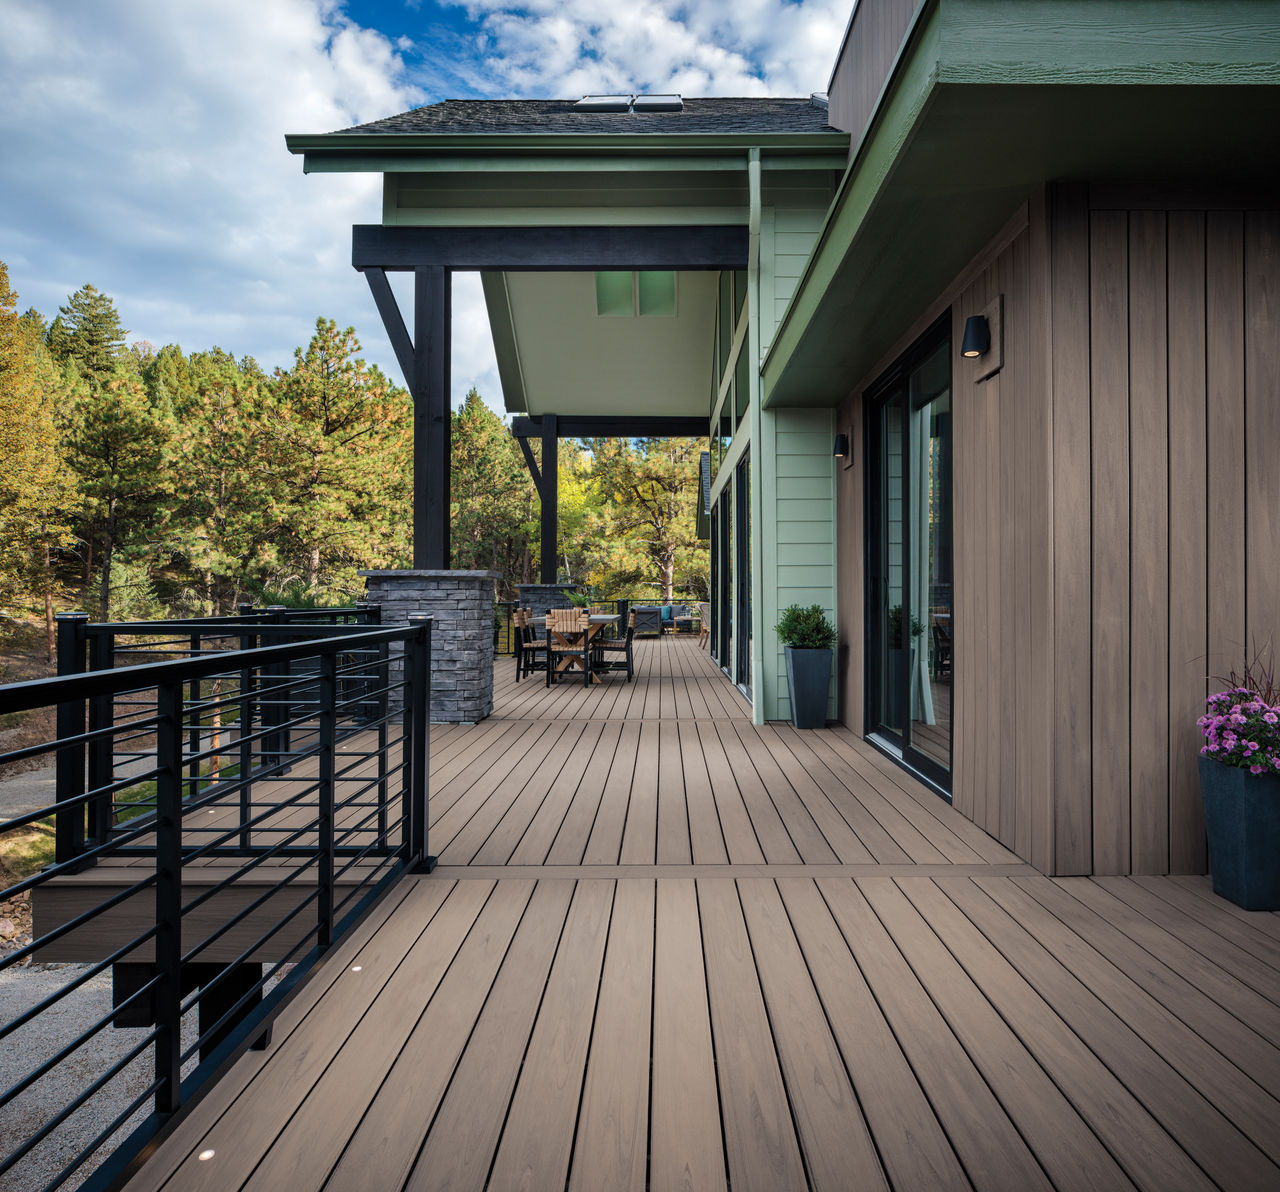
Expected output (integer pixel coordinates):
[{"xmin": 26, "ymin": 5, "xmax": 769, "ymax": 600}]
[{"xmin": 0, "ymin": 264, "xmax": 709, "ymax": 626}]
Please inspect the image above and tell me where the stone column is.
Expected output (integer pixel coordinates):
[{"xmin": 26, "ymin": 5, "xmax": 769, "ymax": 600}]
[
  {"xmin": 516, "ymin": 582, "xmax": 582, "ymax": 613},
  {"xmin": 360, "ymin": 570, "xmax": 500, "ymax": 723}
]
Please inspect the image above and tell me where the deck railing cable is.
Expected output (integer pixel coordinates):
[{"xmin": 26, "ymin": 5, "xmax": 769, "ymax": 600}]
[{"xmin": 0, "ymin": 610, "xmax": 431, "ymax": 1192}]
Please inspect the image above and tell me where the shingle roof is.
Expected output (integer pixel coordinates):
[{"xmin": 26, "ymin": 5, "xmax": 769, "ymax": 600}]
[{"xmin": 338, "ymin": 97, "xmax": 836, "ymax": 137}]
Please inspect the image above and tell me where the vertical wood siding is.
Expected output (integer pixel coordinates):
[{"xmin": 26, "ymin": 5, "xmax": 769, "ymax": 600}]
[
  {"xmin": 826, "ymin": 0, "xmax": 920, "ymax": 154},
  {"xmin": 836, "ymin": 188, "xmax": 1277, "ymax": 876},
  {"xmin": 1054, "ymin": 189, "xmax": 1278, "ymax": 876}
]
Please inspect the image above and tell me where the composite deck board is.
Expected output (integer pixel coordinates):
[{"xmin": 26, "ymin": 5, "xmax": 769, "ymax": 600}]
[{"xmin": 124, "ymin": 639, "xmax": 1280, "ymax": 1192}]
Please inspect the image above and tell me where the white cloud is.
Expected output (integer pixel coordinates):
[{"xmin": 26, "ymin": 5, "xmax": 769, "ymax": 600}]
[{"xmin": 440, "ymin": 0, "xmax": 847, "ymax": 97}]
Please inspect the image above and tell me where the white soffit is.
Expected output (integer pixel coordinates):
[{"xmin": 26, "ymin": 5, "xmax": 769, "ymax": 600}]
[{"xmin": 496, "ymin": 271, "xmax": 717, "ymax": 418}]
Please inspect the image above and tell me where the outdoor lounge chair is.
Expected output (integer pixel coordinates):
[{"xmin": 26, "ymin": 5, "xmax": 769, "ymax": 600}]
[
  {"xmin": 632, "ymin": 606, "xmax": 662, "ymax": 636},
  {"xmin": 591, "ymin": 610, "xmax": 636, "ymax": 681}
]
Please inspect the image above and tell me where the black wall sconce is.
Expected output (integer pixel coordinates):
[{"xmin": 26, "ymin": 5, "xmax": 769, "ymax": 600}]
[
  {"xmin": 963, "ymin": 296, "xmax": 1003, "ymax": 381},
  {"xmin": 961, "ymin": 315, "xmax": 990, "ymax": 358},
  {"xmin": 833, "ymin": 433, "xmax": 849, "ymax": 458}
]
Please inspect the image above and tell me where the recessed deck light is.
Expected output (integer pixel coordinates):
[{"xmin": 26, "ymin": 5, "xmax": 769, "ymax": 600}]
[
  {"xmin": 351, "ymin": 965, "xmax": 363, "ymax": 972},
  {"xmin": 198, "ymin": 1149, "xmax": 216, "ymax": 1161}
]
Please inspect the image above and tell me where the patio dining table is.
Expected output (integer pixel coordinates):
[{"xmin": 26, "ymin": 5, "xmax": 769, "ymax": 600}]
[{"xmin": 537, "ymin": 614, "xmax": 619, "ymax": 683}]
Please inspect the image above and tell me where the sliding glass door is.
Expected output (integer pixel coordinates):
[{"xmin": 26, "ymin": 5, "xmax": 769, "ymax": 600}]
[{"xmin": 866, "ymin": 316, "xmax": 953, "ymax": 788}]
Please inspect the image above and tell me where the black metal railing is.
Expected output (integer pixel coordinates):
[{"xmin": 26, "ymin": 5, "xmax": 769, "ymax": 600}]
[{"xmin": 0, "ymin": 613, "xmax": 431, "ymax": 1192}]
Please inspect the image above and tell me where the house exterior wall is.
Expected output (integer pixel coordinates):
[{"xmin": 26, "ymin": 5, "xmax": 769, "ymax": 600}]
[
  {"xmin": 835, "ymin": 184, "xmax": 1280, "ymax": 877},
  {"xmin": 1048, "ymin": 185, "xmax": 1280, "ymax": 877},
  {"xmin": 758, "ymin": 196, "xmax": 838, "ymax": 723},
  {"xmin": 826, "ymin": 0, "xmax": 919, "ymax": 157}
]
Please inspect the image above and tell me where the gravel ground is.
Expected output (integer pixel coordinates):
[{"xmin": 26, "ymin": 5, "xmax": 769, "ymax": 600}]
[
  {"xmin": 1, "ymin": 959, "xmax": 289, "ymax": 1192},
  {"xmin": 0, "ymin": 963, "xmax": 198, "ymax": 1192}
]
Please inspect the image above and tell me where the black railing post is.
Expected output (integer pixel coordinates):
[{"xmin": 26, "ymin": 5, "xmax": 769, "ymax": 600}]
[
  {"xmin": 54, "ymin": 613, "xmax": 89, "ymax": 866},
  {"xmin": 86, "ymin": 628, "xmax": 115, "ymax": 844},
  {"xmin": 238, "ymin": 614, "xmax": 257, "ymax": 852},
  {"xmin": 406, "ymin": 616, "xmax": 434, "ymax": 873},
  {"xmin": 187, "ymin": 632, "xmax": 201, "ymax": 804},
  {"xmin": 263, "ymin": 606, "xmax": 288, "ymax": 768},
  {"xmin": 153, "ymin": 679, "xmax": 184, "ymax": 1117},
  {"xmin": 376, "ymin": 639, "xmax": 389, "ymax": 844},
  {"xmin": 317, "ymin": 650, "xmax": 337, "ymax": 949}
]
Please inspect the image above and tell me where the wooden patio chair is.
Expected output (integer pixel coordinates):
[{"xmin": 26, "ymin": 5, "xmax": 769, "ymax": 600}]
[
  {"xmin": 546, "ymin": 607, "xmax": 592, "ymax": 687},
  {"xmin": 591, "ymin": 610, "xmax": 636, "ymax": 681},
  {"xmin": 696, "ymin": 601, "xmax": 711, "ymax": 648},
  {"xmin": 513, "ymin": 608, "xmax": 549, "ymax": 682}
]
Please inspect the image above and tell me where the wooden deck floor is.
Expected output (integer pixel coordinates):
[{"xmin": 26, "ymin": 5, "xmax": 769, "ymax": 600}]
[{"xmin": 126, "ymin": 639, "xmax": 1280, "ymax": 1192}]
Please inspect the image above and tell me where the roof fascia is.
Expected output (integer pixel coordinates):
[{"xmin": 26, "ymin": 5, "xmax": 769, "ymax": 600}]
[{"xmin": 286, "ymin": 131, "xmax": 850, "ymax": 173}]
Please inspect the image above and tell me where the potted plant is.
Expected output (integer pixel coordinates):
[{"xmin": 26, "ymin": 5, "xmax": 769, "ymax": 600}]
[
  {"xmin": 1196, "ymin": 646, "xmax": 1280, "ymax": 910},
  {"xmin": 776, "ymin": 604, "xmax": 837, "ymax": 729}
]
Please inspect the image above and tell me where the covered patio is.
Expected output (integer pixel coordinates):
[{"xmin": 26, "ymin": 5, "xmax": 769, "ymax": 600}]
[{"xmin": 123, "ymin": 637, "xmax": 1280, "ymax": 1192}]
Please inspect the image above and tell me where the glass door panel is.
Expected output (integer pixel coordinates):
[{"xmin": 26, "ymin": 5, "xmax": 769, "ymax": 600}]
[{"xmin": 867, "ymin": 318, "xmax": 952, "ymax": 789}]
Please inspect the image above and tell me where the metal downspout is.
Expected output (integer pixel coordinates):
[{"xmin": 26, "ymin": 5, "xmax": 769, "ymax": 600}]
[{"xmin": 747, "ymin": 148, "xmax": 766, "ymax": 727}]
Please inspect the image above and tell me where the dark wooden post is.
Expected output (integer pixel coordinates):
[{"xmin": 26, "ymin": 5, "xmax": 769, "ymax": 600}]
[
  {"xmin": 414, "ymin": 266, "xmax": 451, "ymax": 570},
  {"xmin": 540, "ymin": 414, "xmax": 558, "ymax": 584}
]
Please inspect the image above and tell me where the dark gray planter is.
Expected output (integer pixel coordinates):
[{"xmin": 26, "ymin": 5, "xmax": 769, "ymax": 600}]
[
  {"xmin": 784, "ymin": 646, "xmax": 833, "ymax": 729},
  {"xmin": 1198, "ymin": 756, "xmax": 1280, "ymax": 911}
]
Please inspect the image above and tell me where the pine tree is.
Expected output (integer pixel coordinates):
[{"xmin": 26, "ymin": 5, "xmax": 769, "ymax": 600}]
[
  {"xmin": 261, "ymin": 319, "xmax": 412, "ymax": 597},
  {"xmin": 46, "ymin": 283, "xmax": 129, "ymax": 383},
  {"xmin": 450, "ymin": 389, "xmax": 538, "ymax": 587},
  {"xmin": 63, "ymin": 375, "xmax": 174, "ymax": 619}
]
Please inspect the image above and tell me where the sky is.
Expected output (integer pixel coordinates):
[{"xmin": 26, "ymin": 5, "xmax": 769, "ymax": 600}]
[{"xmin": 0, "ymin": 0, "xmax": 847, "ymax": 409}]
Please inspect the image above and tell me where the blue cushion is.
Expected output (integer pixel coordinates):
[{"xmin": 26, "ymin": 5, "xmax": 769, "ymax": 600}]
[{"xmin": 661, "ymin": 604, "xmax": 673, "ymax": 620}]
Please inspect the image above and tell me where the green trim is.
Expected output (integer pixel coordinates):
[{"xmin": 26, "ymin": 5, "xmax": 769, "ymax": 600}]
[
  {"xmin": 480, "ymin": 273, "xmax": 526, "ymax": 412},
  {"xmin": 762, "ymin": 6, "xmax": 942, "ymax": 405},
  {"xmin": 299, "ymin": 151, "xmax": 848, "ymax": 175},
  {"xmin": 288, "ymin": 131, "xmax": 851, "ymax": 171}
]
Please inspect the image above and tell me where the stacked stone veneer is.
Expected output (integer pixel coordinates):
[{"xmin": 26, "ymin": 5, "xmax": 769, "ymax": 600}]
[
  {"xmin": 360, "ymin": 570, "xmax": 500, "ymax": 723},
  {"xmin": 516, "ymin": 583, "xmax": 581, "ymax": 612}
]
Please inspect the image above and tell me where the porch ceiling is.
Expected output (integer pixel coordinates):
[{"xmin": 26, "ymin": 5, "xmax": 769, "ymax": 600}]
[{"xmin": 482, "ymin": 270, "xmax": 717, "ymax": 417}]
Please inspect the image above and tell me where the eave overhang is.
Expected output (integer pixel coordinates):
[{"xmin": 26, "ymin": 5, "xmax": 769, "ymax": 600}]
[
  {"xmin": 285, "ymin": 132, "xmax": 851, "ymax": 174},
  {"xmin": 763, "ymin": 0, "xmax": 1280, "ymax": 408}
]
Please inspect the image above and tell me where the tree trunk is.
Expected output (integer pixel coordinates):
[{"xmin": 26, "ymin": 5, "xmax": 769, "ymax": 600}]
[
  {"xmin": 660, "ymin": 556, "xmax": 675, "ymax": 604},
  {"xmin": 306, "ymin": 544, "xmax": 321, "ymax": 591},
  {"xmin": 44, "ymin": 589, "xmax": 55, "ymax": 663}
]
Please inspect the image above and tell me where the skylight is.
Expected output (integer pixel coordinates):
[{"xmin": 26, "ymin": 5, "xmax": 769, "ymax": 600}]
[
  {"xmin": 574, "ymin": 95, "xmax": 633, "ymax": 112},
  {"xmin": 573, "ymin": 94, "xmax": 684, "ymax": 114},
  {"xmin": 632, "ymin": 94, "xmax": 683, "ymax": 113}
]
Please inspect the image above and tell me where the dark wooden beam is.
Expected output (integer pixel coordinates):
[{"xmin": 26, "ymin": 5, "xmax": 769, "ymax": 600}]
[
  {"xmin": 510, "ymin": 415, "xmax": 709, "ymax": 439},
  {"xmin": 540, "ymin": 414, "xmax": 558, "ymax": 585},
  {"xmin": 516, "ymin": 435, "xmax": 542, "ymax": 496},
  {"xmin": 353, "ymin": 225, "xmax": 748, "ymax": 272},
  {"xmin": 363, "ymin": 268, "xmax": 415, "ymax": 383},
  {"xmin": 413, "ymin": 266, "xmax": 450, "ymax": 570}
]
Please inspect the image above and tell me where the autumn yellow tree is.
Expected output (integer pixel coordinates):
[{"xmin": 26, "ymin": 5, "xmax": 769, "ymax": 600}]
[{"xmin": 0, "ymin": 262, "xmax": 76, "ymax": 652}]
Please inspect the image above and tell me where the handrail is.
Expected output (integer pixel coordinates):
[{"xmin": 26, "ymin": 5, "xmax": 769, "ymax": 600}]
[{"xmin": 0, "ymin": 614, "xmax": 432, "ymax": 1191}]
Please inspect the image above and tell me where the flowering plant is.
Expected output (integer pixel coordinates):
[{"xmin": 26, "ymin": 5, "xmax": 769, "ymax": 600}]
[{"xmin": 1198, "ymin": 645, "xmax": 1280, "ymax": 774}]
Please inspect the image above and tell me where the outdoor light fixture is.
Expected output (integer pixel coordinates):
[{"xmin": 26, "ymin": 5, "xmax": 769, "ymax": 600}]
[
  {"xmin": 961, "ymin": 315, "xmax": 990, "ymax": 358},
  {"xmin": 833, "ymin": 433, "xmax": 849, "ymax": 458}
]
